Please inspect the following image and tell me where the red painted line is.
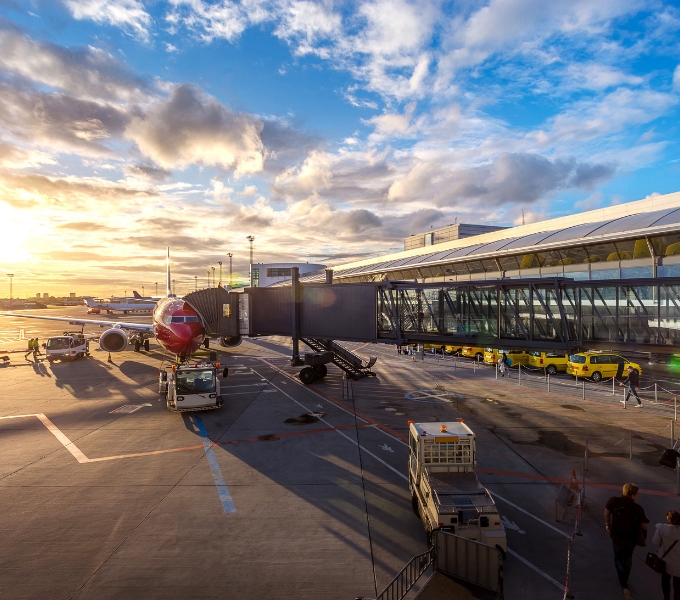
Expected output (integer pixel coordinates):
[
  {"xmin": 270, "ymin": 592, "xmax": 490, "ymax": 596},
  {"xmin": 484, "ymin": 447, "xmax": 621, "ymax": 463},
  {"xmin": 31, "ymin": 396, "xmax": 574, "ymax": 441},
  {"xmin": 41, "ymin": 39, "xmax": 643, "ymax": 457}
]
[{"xmin": 478, "ymin": 467, "xmax": 680, "ymax": 498}]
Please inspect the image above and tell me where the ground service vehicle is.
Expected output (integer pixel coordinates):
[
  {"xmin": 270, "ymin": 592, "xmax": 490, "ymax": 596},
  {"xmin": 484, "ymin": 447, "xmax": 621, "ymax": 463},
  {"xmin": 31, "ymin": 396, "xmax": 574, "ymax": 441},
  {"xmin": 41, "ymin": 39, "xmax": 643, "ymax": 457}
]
[
  {"xmin": 461, "ymin": 346, "xmax": 485, "ymax": 360},
  {"xmin": 483, "ymin": 348, "xmax": 498, "ymax": 365},
  {"xmin": 44, "ymin": 333, "xmax": 90, "ymax": 362},
  {"xmin": 528, "ymin": 351, "xmax": 569, "ymax": 374},
  {"xmin": 408, "ymin": 420, "xmax": 507, "ymax": 551},
  {"xmin": 159, "ymin": 361, "xmax": 226, "ymax": 411},
  {"xmin": 567, "ymin": 352, "xmax": 642, "ymax": 382},
  {"xmin": 444, "ymin": 345, "xmax": 462, "ymax": 356}
]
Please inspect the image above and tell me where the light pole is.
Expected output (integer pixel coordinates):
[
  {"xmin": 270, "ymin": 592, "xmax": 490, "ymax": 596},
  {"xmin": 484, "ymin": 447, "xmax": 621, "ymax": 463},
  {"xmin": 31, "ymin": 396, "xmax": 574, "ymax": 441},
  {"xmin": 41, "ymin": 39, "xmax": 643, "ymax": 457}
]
[
  {"xmin": 7, "ymin": 274, "xmax": 13, "ymax": 310},
  {"xmin": 194, "ymin": 276, "xmax": 197, "ymax": 291},
  {"xmin": 218, "ymin": 261, "xmax": 222, "ymax": 287},
  {"xmin": 207, "ymin": 271, "xmax": 211, "ymax": 288},
  {"xmin": 212, "ymin": 266, "xmax": 215, "ymax": 287},
  {"xmin": 247, "ymin": 236, "xmax": 254, "ymax": 287},
  {"xmin": 173, "ymin": 279, "xmax": 176, "ymax": 295},
  {"xmin": 155, "ymin": 282, "xmax": 158, "ymax": 296},
  {"xmin": 227, "ymin": 253, "xmax": 233, "ymax": 288},
  {"xmin": 124, "ymin": 290, "xmax": 127, "ymax": 301},
  {"xmin": 142, "ymin": 286, "xmax": 145, "ymax": 297}
]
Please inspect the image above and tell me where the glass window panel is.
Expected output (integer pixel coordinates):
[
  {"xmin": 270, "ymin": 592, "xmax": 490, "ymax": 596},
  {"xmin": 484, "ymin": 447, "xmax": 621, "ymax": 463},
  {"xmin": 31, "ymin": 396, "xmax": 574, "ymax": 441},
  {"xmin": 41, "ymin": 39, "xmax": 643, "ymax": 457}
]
[
  {"xmin": 648, "ymin": 208, "xmax": 680, "ymax": 228},
  {"xmin": 500, "ymin": 231, "xmax": 556, "ymax": 250},
  {"xmin": 656, "ymin": 234, "xmax": 680, "ymax": 256},
  {"xmin": 592, "ymin": 211, "xmax": 671, "ymax": 236},
  {"xmin": 479, "ymin": 259, "xmax": 499, "ymax": 272},
  {"xmin": 591, "ymin": 269, "xmax": 620, "ymax": 280},
  {"xmin": 465, "ymin": 261, "xmax": 486, "ymax": 274},
  {"xmin": 518, "ymin": 253, "xmax": 544, "ymax": 269},
  {"xmin": 621, "ymin": 267, "xmax": 653, "ymax": 279},
  {"xmin": 561, "ymin": 246, "xmax": 590, "ymax": 264},
  {"xmin": 659, "ymin": 264, "xmax": 680, "ymax": 277},
  {"xmin": 584, "ymin": 242, "xmax": 618, "ymax": 263},
  {"xmin": 612, "ymin": 239, "xmax": 635, "ymax": 260},
  {"xmin": 540, "ymin": 222, "xmax": 607, "ymax": 244},
  {"xmin": 499, "ymin": 255, "xmax": 520, "ymax": 270},
  {"xmin": 537, "ymin": 249, "xmax": 566, "ymax": 267},
  {"xmin": 468, "ymin": 238, "xmax": 519, "ymax": 256}
]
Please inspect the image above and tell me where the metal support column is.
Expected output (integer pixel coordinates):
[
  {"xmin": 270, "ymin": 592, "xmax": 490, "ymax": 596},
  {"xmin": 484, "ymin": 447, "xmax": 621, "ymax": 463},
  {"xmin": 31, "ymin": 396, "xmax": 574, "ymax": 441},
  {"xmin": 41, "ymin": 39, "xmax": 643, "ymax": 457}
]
[{"xmin": 290, "ymin": 267, "xmax": 304, "ymax": 366}]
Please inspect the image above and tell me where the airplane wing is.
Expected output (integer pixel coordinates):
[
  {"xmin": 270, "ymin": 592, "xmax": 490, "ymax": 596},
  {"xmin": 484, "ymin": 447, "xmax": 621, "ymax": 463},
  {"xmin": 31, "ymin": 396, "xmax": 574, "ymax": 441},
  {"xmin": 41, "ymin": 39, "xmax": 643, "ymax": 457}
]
[{"xmin": 0, "ymin": 313, "xmax": 154, "ymax": 332}]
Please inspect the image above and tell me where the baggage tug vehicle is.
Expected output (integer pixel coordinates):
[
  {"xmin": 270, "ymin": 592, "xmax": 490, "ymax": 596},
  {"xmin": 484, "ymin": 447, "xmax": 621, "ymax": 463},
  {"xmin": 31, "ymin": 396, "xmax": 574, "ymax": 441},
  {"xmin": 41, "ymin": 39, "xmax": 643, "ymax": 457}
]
[{"xmin": 408, "ymin": 420, "xmax": 507, "ymax": 552}]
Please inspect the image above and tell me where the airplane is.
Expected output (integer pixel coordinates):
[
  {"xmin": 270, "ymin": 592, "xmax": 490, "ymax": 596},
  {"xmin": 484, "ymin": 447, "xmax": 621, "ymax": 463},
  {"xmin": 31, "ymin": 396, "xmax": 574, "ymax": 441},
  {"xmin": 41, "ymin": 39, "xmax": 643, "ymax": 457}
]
[
  {"xmin": 83, "ymin": 296, "xmax": 156, "ymax": 315},
  {"xmin": 0, "ymin": 249, "xmax": 241, "ymax": 360},
  {"xmin": 132, "ymin": 290, "xmax": 164, "ymax": 301}
]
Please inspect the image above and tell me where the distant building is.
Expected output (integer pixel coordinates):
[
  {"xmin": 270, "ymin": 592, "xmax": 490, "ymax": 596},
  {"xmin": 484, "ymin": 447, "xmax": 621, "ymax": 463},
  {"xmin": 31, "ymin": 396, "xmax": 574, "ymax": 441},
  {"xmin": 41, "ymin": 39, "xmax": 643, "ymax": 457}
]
[
  {"xmin": 42, "ymin": 293, "xmax": 49, "ymax": 299},
  {"xmin": 405, "ymin": 223, "xmax": 508, "ymax": 251},
  {"xmin": 36, "ymin": 293, "xmax": 40, "ymax": 298},
  {"xmin": 69, "ymin": 292, "xmax": 76, "ymax": 298},
  {"xmin": 250, "ymin": 262, "xmax": 326, "ymax": 288}
]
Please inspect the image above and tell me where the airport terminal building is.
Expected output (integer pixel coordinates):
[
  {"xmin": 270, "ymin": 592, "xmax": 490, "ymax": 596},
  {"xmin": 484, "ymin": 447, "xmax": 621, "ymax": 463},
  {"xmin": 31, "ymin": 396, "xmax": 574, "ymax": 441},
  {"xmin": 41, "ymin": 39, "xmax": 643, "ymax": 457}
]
[{"xmin": 301, "ymin": 191, "xmax": 680, "ymax": 285}]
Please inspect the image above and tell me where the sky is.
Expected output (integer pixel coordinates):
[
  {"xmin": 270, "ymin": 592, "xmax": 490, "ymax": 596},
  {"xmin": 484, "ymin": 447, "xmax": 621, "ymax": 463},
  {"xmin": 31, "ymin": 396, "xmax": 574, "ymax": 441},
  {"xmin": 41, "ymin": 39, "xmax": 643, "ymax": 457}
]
[{"xmin": 1, "ymin": 0, "xmax": 680, "ymax": 297}]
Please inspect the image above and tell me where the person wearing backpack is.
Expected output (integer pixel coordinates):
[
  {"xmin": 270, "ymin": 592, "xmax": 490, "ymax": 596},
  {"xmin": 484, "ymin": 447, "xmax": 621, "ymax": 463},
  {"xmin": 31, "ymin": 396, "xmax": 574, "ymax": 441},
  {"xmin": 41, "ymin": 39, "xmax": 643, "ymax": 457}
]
[
  {"xmin": 605, "ymin": 483, "xmax": 649, "ymax": 599},
  {"xmin": 652, "ymin": 510, "xmax": 680, "ymax": 600}
]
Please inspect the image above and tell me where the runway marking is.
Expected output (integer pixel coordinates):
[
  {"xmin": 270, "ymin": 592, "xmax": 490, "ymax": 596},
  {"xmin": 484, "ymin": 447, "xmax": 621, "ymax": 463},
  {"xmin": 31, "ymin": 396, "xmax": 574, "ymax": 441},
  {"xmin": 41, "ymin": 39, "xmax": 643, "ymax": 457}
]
[
  {"xmin": 191, "ymin": 415, "xmax": 236, "ymax": 514},
  {"xmin": 490, "ymin": 491, "xmax": 569, "ymax": 538},
  {"xmin": 0, "ymin": 414, "xmax": 89, "ymax": 463},
  {"xmin": 256, "ymin": 373, "xmax": 408, "ymax": 481},
  {"xmin": 507, "ymin": 548, "xmax": 564, "ymax": 592}
]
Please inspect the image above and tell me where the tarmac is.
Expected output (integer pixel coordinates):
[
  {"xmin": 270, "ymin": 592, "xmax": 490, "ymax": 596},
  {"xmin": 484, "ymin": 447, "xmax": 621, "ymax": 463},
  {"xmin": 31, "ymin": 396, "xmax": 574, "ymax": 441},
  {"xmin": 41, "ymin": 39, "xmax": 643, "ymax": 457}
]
[{"xmin": 1, "ymin": 307, "xmax": 679, "ymax": 600}]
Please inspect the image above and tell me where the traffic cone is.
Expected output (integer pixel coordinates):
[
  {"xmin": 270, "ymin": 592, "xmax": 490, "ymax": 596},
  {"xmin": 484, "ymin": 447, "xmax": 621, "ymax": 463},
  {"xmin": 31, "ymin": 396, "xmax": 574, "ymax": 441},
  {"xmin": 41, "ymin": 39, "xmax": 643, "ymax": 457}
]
[{"xmin": 107, "ymin": 353, "xmax": 112, "ymax": 363}]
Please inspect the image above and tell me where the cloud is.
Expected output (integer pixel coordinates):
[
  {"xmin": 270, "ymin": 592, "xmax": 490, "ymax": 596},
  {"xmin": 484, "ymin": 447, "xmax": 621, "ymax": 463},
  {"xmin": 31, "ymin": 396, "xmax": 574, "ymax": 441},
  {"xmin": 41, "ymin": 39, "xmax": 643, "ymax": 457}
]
[
  {"xmin": 273, "ymin": 150, "xmax": 333, "ymax": 199},
  {"xmin": 56, "ymin": 221, "xmax": 113, "ymax": 231},
  {"xmin": 566, "ymin": 63, "xmax": 645, "ymax": 91},
  {"xmin": 124, "ymin": 164, "xmax": 172, "ymax": 181},
  {"xmin": 0, "ymin": 28, "xmax": 149, "ymax": 101},
  {"xmin": 387, "ymin": 152, "xmax": 616, "ymax": 207},
  {"xmin": 125, "ymin": 84, "xmax": 265, "ymax": 173},
  {"xmin": 674, "ymin": 65, "xmax": 680, "ymax": 91},
  {"xmin": 63, "ymin": 0, "xmax": 152, "ymax": 42},
  {"xmin": 166, "ymin": 0, "xmax": 248, "ymax": 42}
]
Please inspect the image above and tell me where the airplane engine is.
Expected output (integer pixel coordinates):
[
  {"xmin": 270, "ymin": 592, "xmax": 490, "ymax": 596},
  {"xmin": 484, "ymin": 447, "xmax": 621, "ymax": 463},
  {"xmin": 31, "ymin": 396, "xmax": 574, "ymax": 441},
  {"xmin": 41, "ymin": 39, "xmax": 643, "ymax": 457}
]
[
  {"xmin": 99, "ymin": 328, "xmax": 129, "ymax": 352},
  {"xmin": 219, "ymin": 335, "xmax": 242, "ymax": 347}
]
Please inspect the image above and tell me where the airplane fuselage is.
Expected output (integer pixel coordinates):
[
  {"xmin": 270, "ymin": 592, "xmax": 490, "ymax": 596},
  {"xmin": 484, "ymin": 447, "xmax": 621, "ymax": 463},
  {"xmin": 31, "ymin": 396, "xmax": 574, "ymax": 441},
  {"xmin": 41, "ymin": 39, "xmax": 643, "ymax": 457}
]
[{"xmin": 152, "ymin": 297, "xmax": 205, "ymax": 358}]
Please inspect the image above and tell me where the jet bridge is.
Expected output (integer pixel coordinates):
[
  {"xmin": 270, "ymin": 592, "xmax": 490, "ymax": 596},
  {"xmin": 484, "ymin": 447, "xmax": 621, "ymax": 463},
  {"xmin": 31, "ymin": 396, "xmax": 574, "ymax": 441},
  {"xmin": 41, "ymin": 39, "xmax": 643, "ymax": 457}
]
[{"xmin": 183, "ymin": 273, "xmax": 680, "ymax": 377}]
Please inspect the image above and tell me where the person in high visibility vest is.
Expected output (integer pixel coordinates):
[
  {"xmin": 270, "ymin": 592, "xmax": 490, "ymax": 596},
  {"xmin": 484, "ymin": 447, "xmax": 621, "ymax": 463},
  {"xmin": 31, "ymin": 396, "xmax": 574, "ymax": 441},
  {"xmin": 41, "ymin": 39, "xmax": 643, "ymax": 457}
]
[{"xmin": 24, "ymin": 338, "xmax": 35, "ymax": 359}]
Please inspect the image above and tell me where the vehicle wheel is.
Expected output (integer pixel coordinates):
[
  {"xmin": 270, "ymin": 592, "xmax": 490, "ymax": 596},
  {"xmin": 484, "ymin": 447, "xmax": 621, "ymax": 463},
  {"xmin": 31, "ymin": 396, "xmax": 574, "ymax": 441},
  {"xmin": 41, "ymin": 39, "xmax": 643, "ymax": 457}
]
[
  {"xmin": 546, "ymin": 364, "xmax": 557, "ymax": 375},
  {"xmin": 134, "ymin": 340, "xmax": 141, "ymax": 352},
  {"xmin": 300, "ymin": 367, "xmax": 316, "ymax": 385},
  {"xmin": 320, "ymin": 364, "xmax": 328, "ymax": 377},
  {"xmin": 591, "ymin": 371, "xmax": 602, "ymax": 382},
  {"xmin": 144, "ymin": 339, "xmax": 150, "ymax": 352},
  {"xmin": 476, "ymin": 352, "xmax": 483, "ymax": 360}
]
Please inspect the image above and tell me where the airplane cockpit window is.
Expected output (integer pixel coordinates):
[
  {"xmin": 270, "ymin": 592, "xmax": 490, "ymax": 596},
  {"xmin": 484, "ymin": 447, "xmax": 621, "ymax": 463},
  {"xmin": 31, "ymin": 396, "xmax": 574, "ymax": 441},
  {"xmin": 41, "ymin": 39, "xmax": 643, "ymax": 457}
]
[{"xmin": 170, "ymin": 316, "xmax": 200, "ymax": 323}]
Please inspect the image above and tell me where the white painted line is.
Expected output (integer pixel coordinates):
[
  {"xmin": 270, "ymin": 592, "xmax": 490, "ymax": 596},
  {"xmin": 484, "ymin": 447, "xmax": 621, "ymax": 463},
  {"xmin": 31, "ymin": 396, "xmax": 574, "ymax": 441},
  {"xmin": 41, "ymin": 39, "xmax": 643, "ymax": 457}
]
[
  {"xmin": 258, "ymin": 373, "xmax": 407, "ymax": 481},
  {"xmin": 507, "ymin": 548, "xmax": 565, "ymax": 592},
  {"xmin": 222, "ymin": 383, "xmax": 268, "ymax": 389},
  {"xmin": 0, "ymin": 413, "xmax": 90, "ymax": 463},
  {"xmin": 489, "ymin": 491, "xmax": 570, "ymax": 539}
]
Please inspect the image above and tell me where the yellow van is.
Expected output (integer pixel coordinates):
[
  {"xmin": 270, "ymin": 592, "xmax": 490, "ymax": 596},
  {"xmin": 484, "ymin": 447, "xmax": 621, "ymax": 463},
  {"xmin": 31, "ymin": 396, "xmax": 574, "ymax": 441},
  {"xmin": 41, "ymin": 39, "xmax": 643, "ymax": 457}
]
[
  {"xmin": 567, "ymin": 352, "xmax": 642, "ymax": 382},
  {"xmin": 444, "ymin": 345, "xmax": 463, "ymax": 356},
  {"xmin": 528, "ymin": 351, "xmax": 570, "ymax": 375},
  {"xmin": 461, "ymin": 346, "xmax": 485, "ymax": 360}
]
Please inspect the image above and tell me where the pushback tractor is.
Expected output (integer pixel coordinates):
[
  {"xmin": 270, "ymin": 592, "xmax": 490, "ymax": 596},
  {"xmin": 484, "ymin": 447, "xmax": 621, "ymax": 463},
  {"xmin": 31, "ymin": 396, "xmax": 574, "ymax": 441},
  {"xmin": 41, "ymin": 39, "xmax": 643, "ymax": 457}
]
[
  {"xmin": 408, "ymin": 420, "xmax": 507, "ymax": 553},
  {"xmin": 159, "ymin": 361, "xmax": 227, "ymax": 412}
]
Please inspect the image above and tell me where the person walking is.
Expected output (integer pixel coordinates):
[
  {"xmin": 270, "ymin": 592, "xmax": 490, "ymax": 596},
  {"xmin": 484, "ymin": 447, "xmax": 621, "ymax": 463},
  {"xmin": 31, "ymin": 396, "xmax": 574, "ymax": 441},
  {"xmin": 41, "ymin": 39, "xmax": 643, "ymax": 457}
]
[
  {"xmin": 620, "ymin": 365, "xmax": 642, "ymax": 407},
  {"xmin": 34, "ymin": 338, "xmax": 42, "ymax": 356},
  {"xmin": 605, "ymin": 483, "xmax": 649, "ymax": 599},
  {"xmin": 652, "ymin": 510, "xmax": 680, "ymax": 600},
  {"xmin": 498, "ymin": 354, "xmax": 507, "ymax": 377},
  {"xmin": 24, "ymin": 338, "xmax": 35, "ymax": 360}
]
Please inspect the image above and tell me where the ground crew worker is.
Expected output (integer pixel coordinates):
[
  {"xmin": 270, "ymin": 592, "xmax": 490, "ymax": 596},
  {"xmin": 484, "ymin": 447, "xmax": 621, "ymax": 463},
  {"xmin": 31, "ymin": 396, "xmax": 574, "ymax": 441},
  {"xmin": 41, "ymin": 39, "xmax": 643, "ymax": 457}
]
[
  {"xmin": 34, "ymin": 338, "xmax": 42, "ymax": 356},
  {"xmin": 24, "ymin": 338, "xmax": 35, "ymax": 359}
]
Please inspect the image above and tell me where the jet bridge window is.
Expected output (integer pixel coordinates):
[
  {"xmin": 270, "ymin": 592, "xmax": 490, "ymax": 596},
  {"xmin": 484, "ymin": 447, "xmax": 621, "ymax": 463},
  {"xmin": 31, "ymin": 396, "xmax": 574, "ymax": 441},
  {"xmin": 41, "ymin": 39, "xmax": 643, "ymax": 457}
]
[{"xmin": 423, "ymin": 439, "xmax": 472, "ymax": 464}]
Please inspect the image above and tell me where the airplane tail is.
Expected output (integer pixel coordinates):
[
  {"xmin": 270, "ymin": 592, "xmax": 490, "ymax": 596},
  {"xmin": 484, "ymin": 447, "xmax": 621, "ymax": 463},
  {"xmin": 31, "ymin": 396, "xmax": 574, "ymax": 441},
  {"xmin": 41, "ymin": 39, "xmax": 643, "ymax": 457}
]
[
  {"xmin": 166, "ymin": 248, "xmax": 174, "ymax": 297},
  {"xmin": 133, "ymin": 290, "xmax": 143, "ymax": 299},
  {"xmin": 82, "ymin": 297, "xmax": 98, "ymax": 308}
]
